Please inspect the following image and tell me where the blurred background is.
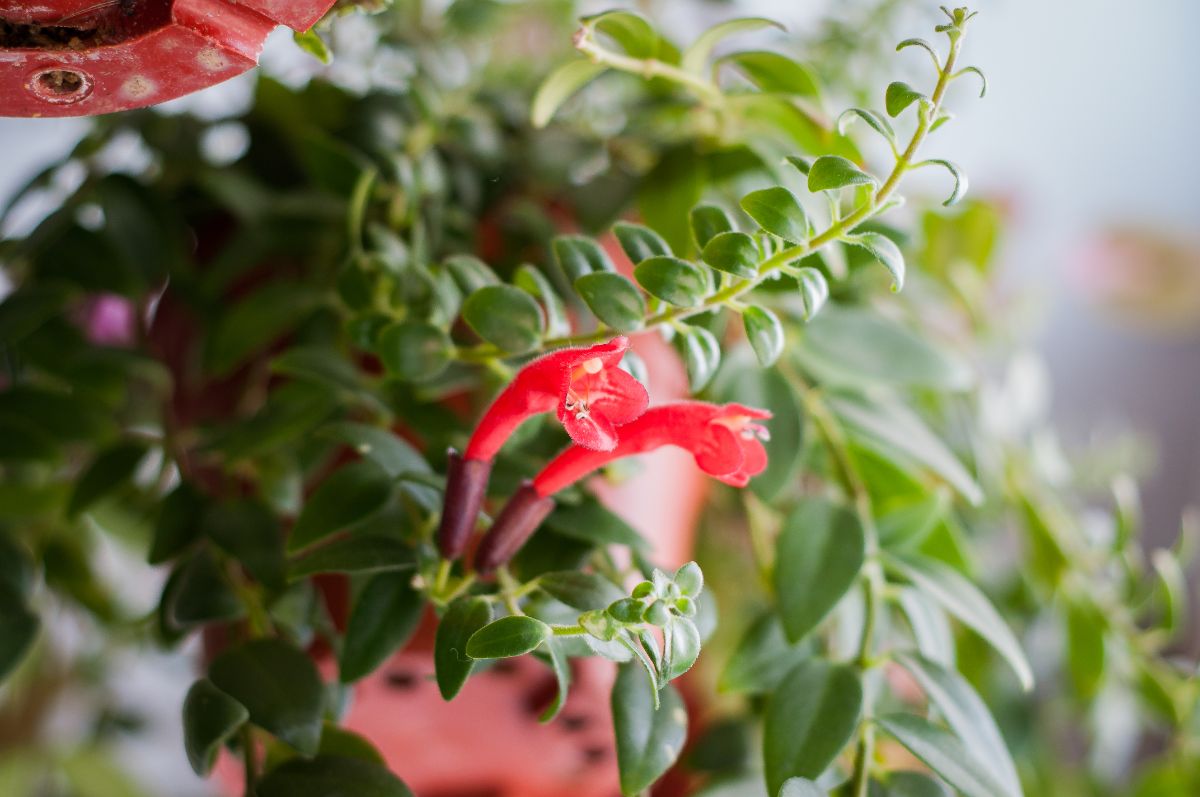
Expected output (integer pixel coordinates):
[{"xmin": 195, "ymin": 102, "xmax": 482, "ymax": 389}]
[{"xmin": 1, "ymin": 0, "xmax": 1197, "ymax": 794}]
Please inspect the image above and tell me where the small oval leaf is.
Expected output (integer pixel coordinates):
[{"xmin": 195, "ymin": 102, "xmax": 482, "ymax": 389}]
[
  {"xmin": 289, "ymin": 460, "xmax": 394, "ymax": 553},
  {"xmin": 634, "ymin": 256, "xmax": 709, "ymax": 306},
  {"xmin": 574, "ymin": 272, "xmax": 647, "ymax": 332},
  {"xmin": 775, "ymin": 498, "xmax": 866, "ymax": 642},
  {"xmin": 435, "ymin": 596, "xmax": 494, "ymax": 700},
  {"xmin": 466, "ymin": 615, "xmax": 550, "ymax": 659},
  {"xmin": 886, "ymin": 81, "xmax": 928, "ymax": 117},
  {"xmin": 614, "ymin": 221, "xmax": 671, "ymax": 263},
  {"xmin": 553, "ymin": 235, "xmax": 615, "ymax": 281},
  {"xmin": 741, "ymin": 187, "xmax": 808, "ymax": 243},
  {"xmin": 378, "ymin": 322, "xmax": 452, "ymax": 382},
  {"xmin": 702, "ymin": 231, "xmax": 760, "ymax": 278},
  {"xmin": 690, "ymin": 204, "xmax": 735, "ymax": 249},
  {"xmin": 807, "ymin": 155, "xmax": 877, "ymax": 192},
  {"xmin": 844, "ymin": 231, "xmax": 905, "ymax": 290},
  {"xmin": 183, "ymin": 679, "xmax": 249, "ymax": 776},
  {"xmin": 743, "ymin": 306, "xmax": 785, "ymax": 367},
  {"xmin": 612, "ymin": 660, "xmax": 688, "ymax": 796},
  {"xmin": 462, "ymin": 284, "xmax": 546, "ymax": 354}
]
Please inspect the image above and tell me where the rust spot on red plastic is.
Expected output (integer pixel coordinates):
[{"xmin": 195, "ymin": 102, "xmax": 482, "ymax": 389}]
[{"xmin": 0, "ymin": 0, "xmax": 338, "ymax": 117}]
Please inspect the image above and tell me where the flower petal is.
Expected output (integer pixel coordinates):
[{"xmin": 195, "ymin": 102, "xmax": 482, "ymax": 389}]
[
  {"xmin": 560, "ymin": 406, "xmax": 620, "ymax": 451},
  {"xmin": 585, "ymin": 365, "xmax": 650, "ymax": 426},
  {"xmin": 693, "ymin": 423, "xmax": 745, "ymax": 477}
]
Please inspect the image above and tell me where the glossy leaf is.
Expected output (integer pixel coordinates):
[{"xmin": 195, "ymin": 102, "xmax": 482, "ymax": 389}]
[
  {"xmin": 724, "ymin": 51, "xmax": 820, "ymax": 97},
  {"xmin": 682, "ymin": 18, "xmax": 784, "ymax": 74},
  {"xmin": 288, "ymin": 535, "xmax": 416, "ymax": 581},
  {"xmin": 807, "ymin": 156, "xmax": 877, "ymax": 192},
  {"xmin": 378, "ymin": 322, "xmax": 452, "ymax": 382},
  {"xmin": 532, "ymin": 60, "xmax": 608, "ymax": 128},
  {"xmin": 663, "ymin": 616, "xmax": 702, "ymax": 682},
  {"xmin": 743, "ymin": 306, "xmax": 785, "ymax": 367},
  {"xmin": 514, "ymin": 264, "xmax": 570, "ymax": 338},
  {"xmin": 763, "ymin": 660, "xmax": 862, "ymax": 795},
  {"xmin": 720, "ymin": 611, "xmax": 810, "ymax": 695},
  {"xmin": 680, "ymin": 325, "xmax": 721, "ymax": 391},
  {"xmin": 149, "ymin": 483, "xmax": 205, "ymax": 565},
  {"xmin": 256, "ymin": 755, "xmax": 414, "ymax": 797},
  {"xmin": 289, "ymin": 460, "xmax": 393, "ymax": 553},
  {"xmin": 462, "ymin": 284, "xmax": 545, "ymax": 354},
  {"xmin": 538, "ymin": 571, "xmax": 625, "ymax": 611},
  {"xmin": 612, "ymin": 661, "xmax": 688, "ymax": 796},
  {"xmin": 208, "ymin": 639, "xmax": 324, "ymax": 755},
  {"xmin": 203, "ymin": 499, "xmax": 286, "ymax": 590},
  {"xmin": 435, "ymin": 596, "xmax": 493, "ymax": 700},
  {"xmin": 466, "ymin": 615, "xmax": 550, "ymax": 659},
  {"xmin": 690, "ymin": 204, "xmax": 735, "ymax": 249},
  {"xmin": 574, "ymin": 272, "xmax": 647, "ymax": 332},
  {"xmin": 844, "ymin": 231, "xmax": 905, "ymax": 290},
  {"xmin": 775, "ymin": 499, "xmax": 866, "ymax": 642},
  {"xmin": 340, "ymin": 571, "xmax": 423, "ymax": 683},
  {"xmin": 614, "ymin": 221, "xmax": 672, "ymax": 263},
  {"xmin": 182, "ymin": 679, "xmax": 249, "ymax": 776},
  {"xmin": 886, "ymin": 81, "xmax": 927, "ymax": 117},
  {"xmin": 702, "ymin": 231, "xmax": 760, "ymax": 278},
  {"xmin": 884, "ymin": 552, "xmax": 1033, "ymax": 690},
  {"xmin": 794, "ymin": 267, "xmax": 829, "ymax": 320},
  {"xmin": 539, "ymin": 637, "xmax": 572, "ymax": 722},
  {"xmin": 553, "ymin": 235, "xmax": 615, "ymax": 281},
  {"xmin": 165, "ymin": 550, "xmax": 245, "ymax": 629},
  {"xmin": 741, "ymin": 187, "xmax": 808, "ymax": 243},
  {"xmin": 634, "ymin": 256, "xmax": 708, "ymax": 306},
  {"xmin": 67, "ymin": 442, "xmax": 146, "ymax": 517},
  {"xmin": 895, "ymin": 653, "xmax": 1023, "ymax": 796},
  {"xmin": 877, "ymin": 713, "xmax": 1009, "ymax": 797}
]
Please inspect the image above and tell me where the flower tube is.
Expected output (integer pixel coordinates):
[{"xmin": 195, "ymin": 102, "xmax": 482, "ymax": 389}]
[{"xmin": 474, "ymin": 401, "xmax": 771, "ymax": 572}]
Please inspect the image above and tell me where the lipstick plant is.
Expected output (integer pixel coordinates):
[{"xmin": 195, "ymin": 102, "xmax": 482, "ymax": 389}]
[{"xmin": 0, "ymin": 3, "xmax": 1196, "ymax": 797}]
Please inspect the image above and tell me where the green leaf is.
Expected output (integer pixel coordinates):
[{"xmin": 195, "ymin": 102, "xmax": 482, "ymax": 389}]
[
  {"xmin": 182, "ymin": 679, "xmax": 249, "ymax": 776},
  {"xmin": 288, "ymin": 535, "xmax": 416, "ymax": 581},
  {"xmin": 798, "ymin": 306, "xmax": 970, "ymax": 390},
  {"xmin": 794, "ymin": 267, "xmax": 828, "ymax": 320},
  {"xmin": 208, "ymin": 639, "xmax": 324, "ymax": 755},
  {"xmin": 723, "ymin": 51, "xmax": 820, "ymax": 97},
  {"xmin": 435, "ymin": 596, "xmax": 493, "ymax": 700},
  {"xmin": 884, "ymin": 552, "xmax": 1033, "ymax": 690},
  {"xmin": 847, "ymin": 231, "xmax": 906, "ymax": 290},
  {"xmin": 763, "ymin": 660, "xmax": 862, "ymax": 795},
  {"xmin": 585, "ymin": 9, "xmax": 660, "ymax": 58},
  {"xmin": 340, "ymin": 571, "xmax": 423, "ymax": 683},
  {"xmin": 876, "ymin": 713, "xmax": 1010, "ymax": 797},
  {"xmin": 897, "ymin": 588, "xmax": 956, "ymax": 667},
  {"xmin": 149, "ymin": 483, "xmax": 205, "ymax": 565},
  {"xmin": 612, "ymin": 660, "xmax": 688, "ymax": 796},
  {"xmin": 719, "ymin": 611, "xmax": 810, "ymax": 695},
  {"xmin": 886, "ymin": 81, "xmax": 928, "ymax": 117},
  {"xmin": 164, "ymin": 550, "xmax": 245, "ymax": 629},
  {"xmin": 256, "ymin": 755, "xmax": 414, "ymax": 797},
  {"xmin": 444, "ymin": 254, "xmax": 499, "ymax": 293},
  {"xmin": 740, "ymin": 187, "xmax": 808, "ymax": 243},
  {"xmin": 957, "ymin": 66, "xmax": 988, "ymax": 97},
  {"xmin": 315, "ymin": 724, "xmax": 385, "ymax": 764},
  {"xmin": 894, "ymin": 654, "xmax": 1022, "ymax": 797},
  {"xmin": 0, "ymin": 418, "xmax": 58, "ymax": 463},
  {"xmin": 272, "ymin": 346, "xmax": 383, "ymax": 411},
  {"xmin": 68, "ymin": 442, "xmax": 146, "ymax": 517},
  {"xmin": 538, "ymin": 571, "xmax": 625, "ymax": 611},
  {"xmin": 532, "ymin": 59, "xmax": 608, "ymax": 128},
  {"xmin": 0, "ymin": 386, "xmax": 115, "ymax": 444},
  {"xmin": 775, "ymin": 499, "xmax": 865, "ymax": 642},
  {"xmin": 639, "ymin": 148, "xmax": 706, "ymax": 255},
  {"xmin": 467, "ymin": 615, "xmax": 550, "ymax": 659},
  {"xmin": 553, "ymin": 235, "xmax": 616, "ymax": 282},
  {"xmin": 318, "ymin": 422, "xmax": 430, "ymax": 478},
  {"xmin": 663, "ymin": 616, "xmax": 701, "ymax": 681},
  {"xmin": 539, "ymin": 637, "xmax": 572, "ymax": 722},
  {"xmin": 1065, "ymin": 599, "xmax": 1106, "ymax": 701},
  {"xmin": 515, "ymin": 264, "xmax": 570, "ymax": 339},
  {"xmin": 918, "ymin": 159, "xmax": 968, "ymax": 207},
  {"xmin": 634, "ymin": 256, "xmax": 708, "ymax": 307},
  {"xmin": 207, "ymin": 283, "xmax": 319, "ymax": 376},
  {"xmin": 702, "ymin": 231, "xmax": 760, "ymax": 278},
  {"xmin": 779, "ymin": 778, "xmax": 829, "ymax": 797},
  {"xmin": 203, "ymin": 499, "xmax": 285, "ymax": 590},
  {"xmin": 289, "ymin": 461, "xmax": 393, "ymax": 553},
  {"xmin": 462, "ymin": 284, "xmax": 545, "ymax": 354},
  {"xmin": 807, "ymin": 156, "xmax": 877, "ymax": 192},
  {"xmin": 378, "ymin": 322, "xmax": 452, "ymax": 382},
  {"xmin": 742, "ymin": 306, "xmax": 785, "ymax": 367},
  {"xmin": 829, "ymin": 393, "xmax": 983, "ymax": 505},
  {"xmin": 877, "ymin": 491, "xmax": 950, "ymax": 550},
  {"xmin": 836, "ymin": 108, "xmax": 896, "ymax": 144},
  {"xmin": 690, "ymin": 204, "xmax": 735, "ymax": 250},
  {"xmin": 545, "ymin": 500, "xmax": 648, "ymax": 551},
  {"xmin": 682, "ymin": 18, "xmax": 784, "ymax": 74},
  {"xmin": 614, "ymin": 222, "xmax": 672, "ymax": 263},
  {"xmin": 679, "ymin": 325, "xmax": 721, "ymax": 392},
  {"xmin": 0, "ymin": 285, "xmax": 71, "ymax": 345},
  {"xmin": 873, "ymin": 772, "xmax": 953, "ymax": 797},
  {"xmin": 0, "ymin": 583, "xmax": 39, "ymax": 683},
  {"xmin": 574, "ymin": 272, "xmax": 647, "ymax": 332},
  {"xmin": 292, "ymin": 28, "xmax": 331, "ymax": 63}
]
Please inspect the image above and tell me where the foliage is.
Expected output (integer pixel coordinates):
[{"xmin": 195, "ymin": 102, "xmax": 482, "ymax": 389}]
[{"xmin": 0, "ymin": 2, "xmax": 1196, "ymax": 797}]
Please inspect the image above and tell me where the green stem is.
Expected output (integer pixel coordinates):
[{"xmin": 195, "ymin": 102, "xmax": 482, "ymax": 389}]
[
  {"xmin": 456, "ymin": 32, "xmax": 963, "ymax": 367},
  {"xmin": 552, "ymin": 624, "xmax": 588, "ymax": 636},
  {"xmin": 573, "ymin": 32, "xmax": 724, "ymax": 105}
]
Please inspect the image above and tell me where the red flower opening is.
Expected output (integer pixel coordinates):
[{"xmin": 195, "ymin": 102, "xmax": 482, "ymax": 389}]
[
  {"xmin": 473, "ymin": 401, "xmax": 771, "ymax": 573},
  {"xmin": 439, "ymin": 337, "xmax": 649, "ymax": 560},
  {"xmin": 463, "ymin": 336, "xmax": 649, "ymax": 460}
]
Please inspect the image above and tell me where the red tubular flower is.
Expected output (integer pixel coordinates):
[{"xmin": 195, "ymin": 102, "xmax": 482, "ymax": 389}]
[
  {"xmin": 438, "ymin": 336, "xmax": 649, "ymax": 560},
  {"xmin": 473, "ymin": 401, "xmax": 771, "ymax": 573}
]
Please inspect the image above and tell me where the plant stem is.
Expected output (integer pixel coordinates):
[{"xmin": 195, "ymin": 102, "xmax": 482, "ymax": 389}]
[
  {"xmin": 455, "ymin": 32, "xmax": 963, "ymax": 366},
  {"xmin": 573, "ymin": 31, "xmax": 724, "ymax": 105}
]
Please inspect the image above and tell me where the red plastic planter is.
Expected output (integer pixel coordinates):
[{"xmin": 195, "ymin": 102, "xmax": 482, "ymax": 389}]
[{"xmin": 0, "ymin": 0, "xmax": 336, "ymax": 117}]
